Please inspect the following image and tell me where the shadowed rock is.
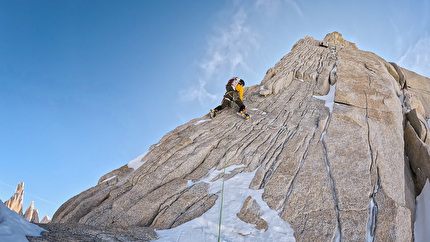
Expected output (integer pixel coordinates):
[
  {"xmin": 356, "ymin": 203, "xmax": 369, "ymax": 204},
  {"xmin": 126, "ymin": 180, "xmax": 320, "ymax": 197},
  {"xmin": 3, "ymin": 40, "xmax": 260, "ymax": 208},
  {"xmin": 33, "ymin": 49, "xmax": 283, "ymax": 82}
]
[{"xmin": 237, "ymin": 196, "xmax": 268, "ymax": 231}]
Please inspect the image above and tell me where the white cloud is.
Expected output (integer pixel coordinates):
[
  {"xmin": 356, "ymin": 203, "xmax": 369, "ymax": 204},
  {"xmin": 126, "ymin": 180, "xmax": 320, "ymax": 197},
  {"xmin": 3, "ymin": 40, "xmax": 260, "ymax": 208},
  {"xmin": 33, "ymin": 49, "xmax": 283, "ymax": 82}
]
[
  {"xmin": 178, "ymin": 0, "xmax": 303, "ymax": 107},
  {"xmin": 179, "ymin": 78, "xmax": 218, "ymax": 105},
  {"xmin": 398, "ymin": 36, "xmax": 430, "ymax": 78},
  {"xmin": 201, "ymin": 8, "xmax": 258, "ymax": 78},
  {"xmin": 179, "ymin": 6, "xmax": 259, "ymax": 105}
]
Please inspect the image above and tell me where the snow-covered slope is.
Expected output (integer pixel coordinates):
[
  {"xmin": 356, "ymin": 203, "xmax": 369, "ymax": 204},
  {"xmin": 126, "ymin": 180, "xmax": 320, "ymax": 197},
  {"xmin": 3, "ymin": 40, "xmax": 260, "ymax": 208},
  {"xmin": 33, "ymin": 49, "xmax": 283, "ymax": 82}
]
[
  {"xmin": 0, "ymin": 200, "xmax": 45, "ymax": 242},
  {"xmin": 156, "ymin": 165, "xmax": 294, "ymax": 241},
  {"xmin": 415, "ymin": 179, "xmax": 430, "ymax": 242}
]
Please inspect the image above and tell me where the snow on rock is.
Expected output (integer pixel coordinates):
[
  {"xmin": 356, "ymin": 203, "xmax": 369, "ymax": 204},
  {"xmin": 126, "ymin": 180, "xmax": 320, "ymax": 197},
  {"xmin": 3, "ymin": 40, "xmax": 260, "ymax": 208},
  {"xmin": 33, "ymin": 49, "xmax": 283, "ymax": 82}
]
[
  {"xmin": 0, "ymin": 200, "xmax": 45, "ymax": 242},
  {"xmin": 127, "ymin": 153, "xmax": 147, "ymax": 170},
  {"xmin": 195, "ymin": 119, "xmax": 212, "ymax": 125},
  {"xmin": 155, "ymin": 166, "xmax": 295, "ymax": 242},
  {"xmin": 313, "ymin": 83, "xmax": 336, "ymax": 113},
  {"xmin": 100, "ymin": 175, "xmax": 117, "ymax": 184},
  {"xmin": 415, "ymin": 179, "xmax": 430, "ymax": 242}
]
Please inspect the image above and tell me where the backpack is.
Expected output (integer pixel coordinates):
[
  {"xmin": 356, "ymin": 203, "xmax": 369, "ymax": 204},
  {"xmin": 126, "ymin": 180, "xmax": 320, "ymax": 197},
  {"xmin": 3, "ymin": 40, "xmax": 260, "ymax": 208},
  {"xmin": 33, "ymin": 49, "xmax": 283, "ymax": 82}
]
[{"xmin": 226, "ymin": 77, "xmax": 240, "ymax": 89}]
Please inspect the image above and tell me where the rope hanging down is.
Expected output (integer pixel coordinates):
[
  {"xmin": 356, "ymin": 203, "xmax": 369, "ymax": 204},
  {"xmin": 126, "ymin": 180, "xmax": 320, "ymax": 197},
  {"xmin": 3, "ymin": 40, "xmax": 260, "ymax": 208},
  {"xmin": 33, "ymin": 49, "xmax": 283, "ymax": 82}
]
[{"xmin": 217, "ymin": 103, "xmax": 236, "ymax": 242}]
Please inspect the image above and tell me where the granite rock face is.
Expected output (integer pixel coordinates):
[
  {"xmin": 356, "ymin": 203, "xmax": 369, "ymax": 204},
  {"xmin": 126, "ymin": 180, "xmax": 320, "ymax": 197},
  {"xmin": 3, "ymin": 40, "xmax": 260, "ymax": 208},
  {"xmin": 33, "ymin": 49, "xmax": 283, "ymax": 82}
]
[
  {"xmin": 26, "ymin": 223, "xmax": 157, "ymax": 242},
  {"xmin": 24, "ymin": 201, "xmax": 40, "ymax": 223},
  {"xmin": 4, "ymin": 182, "xmax": 24, "ymax": 215},
  {"xmin": 52, "ymin": 32, "xmax": 430, "ymax": 241}
]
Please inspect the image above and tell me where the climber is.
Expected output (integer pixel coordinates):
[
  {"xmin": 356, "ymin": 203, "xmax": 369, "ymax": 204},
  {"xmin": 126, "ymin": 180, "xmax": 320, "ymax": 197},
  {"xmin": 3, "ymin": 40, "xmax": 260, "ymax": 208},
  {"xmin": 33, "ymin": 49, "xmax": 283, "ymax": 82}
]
[{"xmin": 210, "ymin": 77, "xmax": 249, "ymax": 119}]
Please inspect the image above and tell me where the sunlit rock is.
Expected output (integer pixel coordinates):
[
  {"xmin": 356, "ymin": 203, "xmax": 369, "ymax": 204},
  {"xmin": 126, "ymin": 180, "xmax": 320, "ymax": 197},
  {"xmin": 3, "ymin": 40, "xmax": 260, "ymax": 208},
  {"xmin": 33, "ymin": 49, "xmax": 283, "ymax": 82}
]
[{"xmin": 52, "ymin": 32, "xmax": 430, "ymax": 241}]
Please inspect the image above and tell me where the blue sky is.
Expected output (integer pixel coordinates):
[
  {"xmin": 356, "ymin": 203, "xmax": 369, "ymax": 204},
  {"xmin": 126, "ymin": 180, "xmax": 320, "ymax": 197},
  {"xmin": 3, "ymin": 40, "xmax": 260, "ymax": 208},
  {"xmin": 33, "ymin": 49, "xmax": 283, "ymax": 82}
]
[{"xmin": 1, "ymin": 0, "xmax": 429, "ymax": 219}]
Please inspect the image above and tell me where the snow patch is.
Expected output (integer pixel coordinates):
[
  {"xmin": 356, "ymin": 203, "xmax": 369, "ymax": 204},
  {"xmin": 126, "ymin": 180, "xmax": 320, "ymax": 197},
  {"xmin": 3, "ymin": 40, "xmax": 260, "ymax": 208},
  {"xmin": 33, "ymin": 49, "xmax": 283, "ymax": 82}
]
[
  {"xmin": 0, "ymin": 200, "xmax": 45, "ymax": 242},
  {"xmin": 155, "ymin": 167, "xmax": 295, "ymax": 241},
  {"xmin": 366, "ymin": 197, "xmax": 377, "ymax": 242},
  {"xmin": 100, "ymin": 175, "xmax": 117, "ymax": 183},
  {"xmin": 127, "ymin": 153, "xmax": 147, "ymax": 170},
  {"xmin": 313, "ymin": 83, "xmax": 336, "ymax": 113},
  {"xmin": 195, "ymin": 119, "xmax": 212, "ymax": 125},
  {"xmin": 415, "ymin": 179, "xmax": 430, "ymax": 242}
]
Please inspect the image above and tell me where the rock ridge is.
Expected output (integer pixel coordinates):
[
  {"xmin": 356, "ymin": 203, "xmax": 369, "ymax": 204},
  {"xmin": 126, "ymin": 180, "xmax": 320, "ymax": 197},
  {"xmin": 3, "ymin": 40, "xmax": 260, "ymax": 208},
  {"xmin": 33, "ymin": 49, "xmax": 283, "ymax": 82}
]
[{"xmin": 51, "ymin": 32, "xmax": 430, "ymax": 241}]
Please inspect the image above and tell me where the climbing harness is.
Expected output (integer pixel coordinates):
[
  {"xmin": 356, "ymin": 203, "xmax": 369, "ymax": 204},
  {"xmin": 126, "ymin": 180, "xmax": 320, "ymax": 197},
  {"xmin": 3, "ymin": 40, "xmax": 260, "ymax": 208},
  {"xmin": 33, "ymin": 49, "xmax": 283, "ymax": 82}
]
[
  {"xmin": 223, "ymin": 91, "xmax": 238, "ymax": 102},
  {"xmin": 217, "ymin": 100, "xmax": 236, "ymax": 242}
]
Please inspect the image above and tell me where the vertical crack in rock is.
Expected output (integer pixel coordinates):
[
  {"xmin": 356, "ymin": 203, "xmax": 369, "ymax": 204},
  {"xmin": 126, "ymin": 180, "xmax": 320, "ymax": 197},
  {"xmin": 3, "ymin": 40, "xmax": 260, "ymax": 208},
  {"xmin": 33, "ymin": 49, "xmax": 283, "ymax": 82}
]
[
  {"xmin": 280, "ymin": 123, "xmax": 320, "ymax": 211},
  {"xmin": 364, "ymin": 90, "xmax": 380, "ymax": 242},
  {"xmin": 261, "ymin": 132, "xmax": 291, "ymax": 187},
  {"xmin": 321, "ymin": 131, "xmax": 341, "ymax": 242},
  {"xmin": 314, "ymin": 60, "xmax": 341, "ymax": 240},
  {"xmin": 366, "ymin": 166, "xmax": 380, "ymax": 242},
  {"xmin": 319, "ymin": 85, "xmax": 341, "ymax": 241}
]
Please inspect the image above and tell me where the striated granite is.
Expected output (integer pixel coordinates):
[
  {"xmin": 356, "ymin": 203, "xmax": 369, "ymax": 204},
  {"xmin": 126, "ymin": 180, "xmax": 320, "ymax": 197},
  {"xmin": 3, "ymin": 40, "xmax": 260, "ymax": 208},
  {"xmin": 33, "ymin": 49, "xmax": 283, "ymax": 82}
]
[{"xmin": 51, "ymin": 32, "xmax": 430, "ymax": 241}]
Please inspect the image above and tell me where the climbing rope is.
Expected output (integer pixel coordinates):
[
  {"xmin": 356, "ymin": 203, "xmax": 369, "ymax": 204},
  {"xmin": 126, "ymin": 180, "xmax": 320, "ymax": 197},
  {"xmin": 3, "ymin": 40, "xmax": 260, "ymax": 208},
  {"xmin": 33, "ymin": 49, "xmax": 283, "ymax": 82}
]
[{"xmin": 217, "ymin": 102, "xmax": 236, "ymax": 242}]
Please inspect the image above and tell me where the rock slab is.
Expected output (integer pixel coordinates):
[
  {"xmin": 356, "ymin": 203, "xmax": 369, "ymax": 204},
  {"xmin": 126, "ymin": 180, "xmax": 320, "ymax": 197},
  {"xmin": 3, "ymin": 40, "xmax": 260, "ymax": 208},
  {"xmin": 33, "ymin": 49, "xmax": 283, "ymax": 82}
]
[{"xmin": 52, "ymin": 32, "xmax": 430, "ymax": 241}]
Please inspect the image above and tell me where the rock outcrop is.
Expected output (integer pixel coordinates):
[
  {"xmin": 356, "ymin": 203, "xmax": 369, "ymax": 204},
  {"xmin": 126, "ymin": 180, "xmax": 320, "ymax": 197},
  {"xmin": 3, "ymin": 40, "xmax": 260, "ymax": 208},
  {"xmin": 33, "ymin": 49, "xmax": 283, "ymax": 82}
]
[
  {"xmin": 4, "ymin": 182, "xmax": 48, "ymax": 224},
  {"xmin": 40, "ymin": 215, "xmax": 51, "ymax": 224},
  {"xmin": 4, "ymin": 182, "xmax": 24, "ymax": 215},
  {"xmin": 52, "ymin": 32, "xmax": 430, "ymax": 241},
  {"xmin": 24, "ymin": 201, "xmax": 40, "ymax": 223},
  {"xmin": 26, "ymin": 223, "xmax": 157, "ymax": 242},
  {"xmin": 237, "ymin": 196, "xmax": 268, "ymax": 231}
]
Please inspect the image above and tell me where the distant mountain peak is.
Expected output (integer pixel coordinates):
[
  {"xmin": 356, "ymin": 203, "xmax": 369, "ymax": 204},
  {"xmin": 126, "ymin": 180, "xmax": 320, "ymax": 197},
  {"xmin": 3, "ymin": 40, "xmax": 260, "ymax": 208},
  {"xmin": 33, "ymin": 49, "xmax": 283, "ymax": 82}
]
[{"xmin": 4, "ymin": 182, "xmax": 24, "ymax": 215}]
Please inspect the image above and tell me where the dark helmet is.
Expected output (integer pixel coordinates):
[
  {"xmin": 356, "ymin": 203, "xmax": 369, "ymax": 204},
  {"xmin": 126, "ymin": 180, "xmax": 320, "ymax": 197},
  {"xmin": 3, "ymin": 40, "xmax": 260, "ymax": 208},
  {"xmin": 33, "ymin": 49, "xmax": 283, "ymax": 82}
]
[{"xmin": 238, "ymin": 78, "xmax": 245, "ymax": 86}]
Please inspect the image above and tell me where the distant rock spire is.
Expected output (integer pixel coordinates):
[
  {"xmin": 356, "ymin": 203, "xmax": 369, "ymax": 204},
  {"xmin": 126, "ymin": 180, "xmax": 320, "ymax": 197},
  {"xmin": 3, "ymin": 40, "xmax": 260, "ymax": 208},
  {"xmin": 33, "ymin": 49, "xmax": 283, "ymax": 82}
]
[
  {"xmin": 4, "ymin": 182, "xmax": 44, "ymax": 223},
  {"xmin": 40, "ymin": 215, "xmax": 51, "ymax": 224},
  {"xmin": 23, "ymin": 201, "xmax": 40, "ymax": 223},
  {"xmin": 4, "ymin": 182, "xmax": 24, "ymax": 215},
  {"xmin": 31, "ymin": 209, "xmax": 40, "ymax": 223}
]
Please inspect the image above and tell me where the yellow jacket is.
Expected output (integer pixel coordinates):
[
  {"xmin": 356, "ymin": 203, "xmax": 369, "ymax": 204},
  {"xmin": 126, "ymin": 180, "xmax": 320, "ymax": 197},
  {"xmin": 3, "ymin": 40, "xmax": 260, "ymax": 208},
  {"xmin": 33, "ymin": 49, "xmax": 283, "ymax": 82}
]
[{"xmin": 236, "ymin": 84, "xmax": 244, "ymax": 100}]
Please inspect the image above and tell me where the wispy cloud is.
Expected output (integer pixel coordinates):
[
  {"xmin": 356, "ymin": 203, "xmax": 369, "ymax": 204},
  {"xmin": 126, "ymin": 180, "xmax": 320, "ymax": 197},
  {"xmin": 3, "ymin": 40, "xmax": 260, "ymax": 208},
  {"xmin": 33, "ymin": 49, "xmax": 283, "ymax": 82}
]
[
  {"xmin": 202, "ymin": 8, "xmax": 258, "ymax": 76},
  {"xmin": 0, "ymin": 180, "xmax": 16, "ymax": 189},
  {"xmin": 26, "ymin": 193, "xmax": 58, "ymax": 206},
  {"xmin": 0, "ymin": 180, "xmax": 58, "ymax": 206},
  {"xmin": 179, "ymin": 6, "xmax": 259, "ymax": 106},
  {"xmin": 178, "ymin": 0, "xmax": 303, "ymax": 107},
  {"xmin": 398, "ymin": 36, "xmax": 430, "ymax": 78},
  {"xmin": 178, "ymin": 78, "xmax": 217, "ymax": 105},
  {"xmin": 284, "ymin": 0, "xmax": 303, "ymax": 18}
]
